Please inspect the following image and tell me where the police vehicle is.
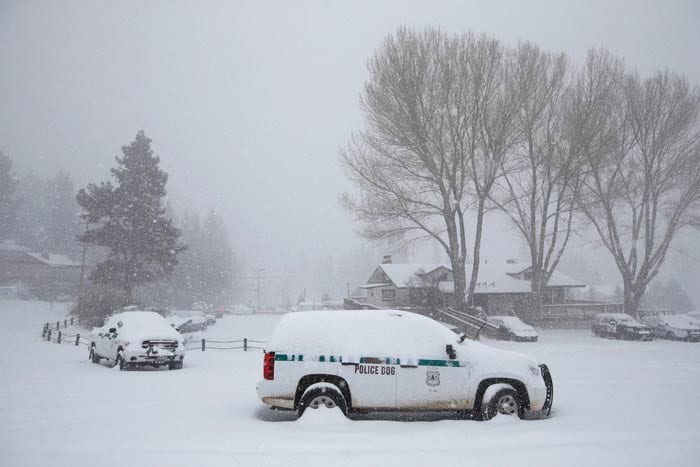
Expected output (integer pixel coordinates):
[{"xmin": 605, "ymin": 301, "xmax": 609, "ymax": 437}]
[{"xmin": 256, "ymin": 309, "xmax": 553, "ymax": 420}]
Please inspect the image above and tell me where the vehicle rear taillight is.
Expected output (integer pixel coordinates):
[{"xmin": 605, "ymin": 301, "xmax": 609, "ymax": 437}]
[{"xmin": 263, "ymin": 352, "xmax": 275, "ymax": 380}]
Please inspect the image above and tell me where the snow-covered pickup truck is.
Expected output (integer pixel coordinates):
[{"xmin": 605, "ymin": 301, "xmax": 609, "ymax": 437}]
[
  {"xmin": 256, "ymin": 310, "xmax": 553, "ymax": 420},
  {"xmin": 89, "ymin": 311, "xmax": 186, "ymax": 370}
]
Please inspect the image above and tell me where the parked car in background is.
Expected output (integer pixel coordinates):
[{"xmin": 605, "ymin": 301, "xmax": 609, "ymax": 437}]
[
  {"xmin": 642, "ymin": 314, "xmax": 700, "ymax": 342},
  {"xmin": 169, "ymin": 310, "xmax": 209, "ymax": 332},
  {"xmin": 232, "ymin": 305, "xmax": 256, "ymax": 315},
  {"xmin": 89, "ymin": 311, "xmax": 185, "ymax": 370},
  {"xmin": 485, "ymin": 316, "xmax": 538, "ymax": 342},
  {"xmin": 685, "ymin": 311, "xmax": 700, "ymax": 326},
  {"xmin": 591, "ymin": 313, "xmax": 652, "ymax": 341}
]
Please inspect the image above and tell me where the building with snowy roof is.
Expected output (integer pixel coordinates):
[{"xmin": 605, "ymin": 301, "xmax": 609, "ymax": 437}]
[
  {"xmin": 0, "ymin": 240, "xmax": 81, "ymax": 300},
  {"xmin": 357, "ymin": 255, "xmax": 586, "ymax": 321}
]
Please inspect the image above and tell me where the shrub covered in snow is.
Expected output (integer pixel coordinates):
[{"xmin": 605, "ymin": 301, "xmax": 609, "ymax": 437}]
[{"xmin": 71, "ymin": 283, "xmax": 128, "ymax": 327}]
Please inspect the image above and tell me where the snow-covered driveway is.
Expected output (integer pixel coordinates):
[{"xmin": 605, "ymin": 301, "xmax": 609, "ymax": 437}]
[{"xmin": 1, "ymin": 300, "xmax": 699, "ymax": 467}]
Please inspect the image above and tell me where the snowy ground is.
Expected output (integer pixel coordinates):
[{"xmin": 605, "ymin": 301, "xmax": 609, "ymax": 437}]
[{"xmin": 1, "ymin": 300, "xmax": 699, "ymax": 467}]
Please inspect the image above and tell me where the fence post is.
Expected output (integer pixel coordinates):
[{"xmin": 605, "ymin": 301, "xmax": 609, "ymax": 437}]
[
  {"xmin": 201, "ymin": 338, "xmax": 206, "ymax": 352},
  {"xmin": 57, "ymin": 331, "xmax": 62, "ymax": 344},
  {"xmin": 47, "ymin": 329, "xmax": 52, "ymax": 342},
  {"xmin": 70, "ymin": 317, "xmax": 74, "ymax": 326},
  {"xmin": 244, "ymin": 338, "xmax": 248, "ymax": 351},
  {"xmin": 75, "ymin": 334, "xmax": 80, "ymax": 346},
  {"xmin": 64, "ymin": 319, "xmax": 67, "ymax": 328},
  {"xmin": 56, "ymin": 321, "xmax": 60, "ymax": 330}
]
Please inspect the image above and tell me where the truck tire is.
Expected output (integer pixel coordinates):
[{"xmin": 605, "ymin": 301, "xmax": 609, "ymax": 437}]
[
  {"xmin": 169, "ymin": 361, "xmax": 183, "ymax": 370},
  {"xmin": 116, "ymin": 350, "xmax": 129, "ymax": 371},
  {"xmin": 297, "ymin": 383, "xmax": 348, "ymax": 418},
  {"xmin": 482, "ymin": 387, "xmax": 520, "ymax": 421},
  {"xmin": 89, "ymin": 345, "xmax": 100, "ymax": 364}
]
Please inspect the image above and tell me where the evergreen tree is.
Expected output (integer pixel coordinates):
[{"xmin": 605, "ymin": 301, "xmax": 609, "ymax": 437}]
[
  {"xmin": 42, "ymin": 172, "xmax": 80, "ymax": 256},
  {"xmin": 199, "ymin": 210, "xmax": 235, "ymax": 304},
  {"xmin": 0, "ymin": 151, "xmax": 19, "ymax": 241},
  {"xmin": 12, "ymin": 174, "xmax": 45, "ymax": 249},
  {"xmin": 76, "ymin": 131, "xmax": 185, "ymax": 302}
]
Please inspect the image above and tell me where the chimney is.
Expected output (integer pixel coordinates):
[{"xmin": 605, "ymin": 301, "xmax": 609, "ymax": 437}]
[{"xmin": 382, "ymin": 254, "xmax": 392, "ymax": 264}]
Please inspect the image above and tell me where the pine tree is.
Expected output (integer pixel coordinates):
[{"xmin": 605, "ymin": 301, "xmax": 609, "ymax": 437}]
[
  {"xmin": 200, "ymin": 210, "xmax": 235, "ymax": 304},
  {"xmin": 0, "ymin": 151, "xmax": 19, "ymax": 241},
  {"xmin": 41, "ymin": 172, "xmax": 80, "ymax": 256},
  {"xmin": 76, "ymin": 131, "xmax": 185, "ymax": 302}
]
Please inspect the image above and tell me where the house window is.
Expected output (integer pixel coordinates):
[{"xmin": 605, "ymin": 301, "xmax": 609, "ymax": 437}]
[{"xmin": 381, "ymin": 289, "xmax": 396, "ymax": 301}]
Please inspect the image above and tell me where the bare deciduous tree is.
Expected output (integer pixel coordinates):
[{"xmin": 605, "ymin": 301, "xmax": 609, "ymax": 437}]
[
  {"xmin": 490, "ymin": 43, "xmax": 582, "ymax": 316},
  {"xmin": 581, "ymin": 58, "xmax": 700, "ymax": 316},
  {"xmin": 461, "ymin": 36, "xmax": 521, "ymax": 305},
  {"xmin": 340, "ymin": 28, "xmax": 473, "ymax": 306}
]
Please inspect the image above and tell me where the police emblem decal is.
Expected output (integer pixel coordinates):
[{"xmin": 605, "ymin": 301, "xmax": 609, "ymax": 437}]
[{"xmin": 426, "ymin": 370, "xmax": 440, "ymax": 387}]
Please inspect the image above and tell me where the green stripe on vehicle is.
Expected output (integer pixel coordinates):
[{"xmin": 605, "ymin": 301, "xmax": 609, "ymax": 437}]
[{"xmin": 417, "ymin": 359, "xmax": 463, "ymax": 367}]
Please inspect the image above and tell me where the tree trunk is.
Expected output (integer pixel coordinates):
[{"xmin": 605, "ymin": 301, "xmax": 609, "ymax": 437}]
[
  {"xmin": 452, "ymin": 260, "xmax": 467, "ymax": 310},
  {"xmin": 467, "ymin": 196, "xmax": 486, "ymax": 306},
  {"xmin": 623, "ymin": 281, "xmax": 642, "ymax": 319},
  {"xmin": 528, "ymin": 269, "xmax": 543, "ymax": 324}
]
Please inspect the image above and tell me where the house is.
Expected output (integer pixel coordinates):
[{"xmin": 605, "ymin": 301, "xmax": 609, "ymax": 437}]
[
  {"xmin": 0, "ymin": 240, "xmax": 81, "ymax": 300},
  {"xmin": 357, "ymin": 256, "xmax": 586, "ymax": 321},
  {"xmin": 359, "ymin": 261, "xmax": 453, "ymax": 308}
]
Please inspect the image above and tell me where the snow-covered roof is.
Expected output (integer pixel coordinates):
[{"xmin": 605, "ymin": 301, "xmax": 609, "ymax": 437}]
[
  {"xmin": 378, "ymin": 263, "xmax": 450, "ymax": 287},
  {"xmin": 544, "ymin": 270, "xmax": 586, "ymax": 288},
  {"xmin": 268, "ymin": 309, "xmax": 458, "ymax": 359},
  {"xmin": 366, "ymin": 261, "xmax": 585, "ymax": 295},
  {"xmin": 0, "ymin": 240, "xmax": 31, "ymax": 252},
  {"xmin": 105, "ymin": 311, "xmax": 183, "ymax": 342},
  {"xmin": 26, "ymin": 252, "xmax": 80, "ymax": 268},
  {"xmin": 470, "ymin": 264, "xmax": 532, "ymax": 294}
]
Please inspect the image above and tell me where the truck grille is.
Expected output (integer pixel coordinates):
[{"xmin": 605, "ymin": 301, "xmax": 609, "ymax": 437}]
[
  {"xmin": 539, "ymin": 363, "xmax": 554, "ymax": 416},
  {"xmin": 141, "ymin": 339, "xmax": 178, "ymax": 351}
]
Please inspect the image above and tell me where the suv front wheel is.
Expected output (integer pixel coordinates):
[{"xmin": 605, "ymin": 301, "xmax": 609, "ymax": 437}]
[{"xmin": 481, "ymin": 387, "xmax": 521, "ymax": 421}]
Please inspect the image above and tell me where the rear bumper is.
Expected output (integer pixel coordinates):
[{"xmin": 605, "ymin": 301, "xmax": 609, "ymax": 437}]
[
  {"xmin": 257, "ymin": 379, "xmax": 295, "ymax": 409},
  {"xmin": 124, "ymin": 349, "xmax": 185, "ymax": 364}
]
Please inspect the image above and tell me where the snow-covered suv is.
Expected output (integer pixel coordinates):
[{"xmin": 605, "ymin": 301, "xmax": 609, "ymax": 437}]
[
  {"xmin": 256, "ymin": 310, "xmax": 553, "ymax": 420},
  {"xmin": 642, "ymin": 314, "xmax": 700, "ymax": 342},
  {"xmin": 89, "ymin": 311, "xmax": 186, "ymax": 370},
  {"xmin": 485, "ymin": 315, "xmax": 538, "ymax": 342},
  {"xmin": 591, "ymin": 313, "xmax": 652, "ymax": 340}
]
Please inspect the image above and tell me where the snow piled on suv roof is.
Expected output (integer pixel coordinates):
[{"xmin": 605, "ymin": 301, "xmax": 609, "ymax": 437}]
[
  {"xmin": 269, "ymin": 309, "xmax": 456, "ymax": 360},
  {"xmin": 106, "ymin": 311, "xmax": 182, "ymax": 341}
]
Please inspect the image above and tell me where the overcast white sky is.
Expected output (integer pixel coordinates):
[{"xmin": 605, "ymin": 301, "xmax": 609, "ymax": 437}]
[{"xmin": 1, "ymin": 0, "xmax": 699, "ymax": 302}]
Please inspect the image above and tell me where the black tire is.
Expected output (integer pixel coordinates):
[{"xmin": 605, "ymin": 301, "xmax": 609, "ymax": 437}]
[
  {"xmin": 666, "ymin": 332, "xmax": 676, "ymax": 341},
  {"xmin": 89, "ymin": 345, "xmax": 100, "ymax": 364},
  {"xmin": 481, "ymin": 388, "xmax": 521, "ymax": 421},
  {"xmin": 169, "ymin": 360, "xmax": 183, "ymax": 370},
  {"xmin": 116, "ymin": 350, "xmax": 128, "ymax": 371},
  {"xmin": 297, "ymin": 384, "xmax": 348, "ymax": 418},
  {"xmin": 508, "ymin": 333, "xmax": 516, "ymax": 342}
]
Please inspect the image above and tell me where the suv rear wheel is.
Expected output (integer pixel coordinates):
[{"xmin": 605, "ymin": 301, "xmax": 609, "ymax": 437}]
[
  {"xmin": 89, "ymin": 345, "xmax": 100, "ymax": 364},
  {"xmin": 297, "ymin": 383, "xmax": 348, "ymax": 418}
]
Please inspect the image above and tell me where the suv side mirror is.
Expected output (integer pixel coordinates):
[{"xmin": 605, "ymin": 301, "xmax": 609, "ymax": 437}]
[
  {"xmin": 109, "ymin": 328, "xmax": 117, "ymax": 334},
  {"xmin": 446, "ymin": 344, "xmax": 456, "ymax": 360}
]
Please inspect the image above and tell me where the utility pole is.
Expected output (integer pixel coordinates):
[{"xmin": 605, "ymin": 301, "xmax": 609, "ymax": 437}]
[
  {"xmin": 78, "ymin": 218, "xmax": 90, "ymax": 294},
  {"xmin": 253, "ymin": 268, "xmax": 265, "ymax": 309}
]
